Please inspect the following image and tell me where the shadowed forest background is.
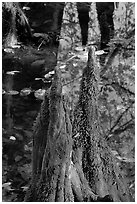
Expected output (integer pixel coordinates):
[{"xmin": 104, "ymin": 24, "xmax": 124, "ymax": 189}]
[{"xmin": 2, "ymin": 2, "xmax": 135, "ymax": 202}]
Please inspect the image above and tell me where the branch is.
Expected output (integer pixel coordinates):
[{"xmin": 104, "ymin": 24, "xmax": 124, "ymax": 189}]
[
  {"xmin": 100, "ymin": 44, "xmax": 122, "ymax": 77},
  {"xmin": 102, "ymin": 76, "xmax": 135, "ymax": 96},
  {"xmin": 107, "ymin": 102, "xmax": 134, "ymax": 136},
  {"xmin": 110, "ymin": 119, "xmax": 134, "ymax": 136}
]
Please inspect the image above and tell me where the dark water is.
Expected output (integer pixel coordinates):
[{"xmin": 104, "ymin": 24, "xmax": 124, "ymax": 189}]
[{"xmin": 2, "ymin": 49, "xmax": 51, "ymax": 201}]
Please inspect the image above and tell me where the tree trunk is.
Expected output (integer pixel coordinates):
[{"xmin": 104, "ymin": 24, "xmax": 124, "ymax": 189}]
[
  {"xmin": 88, "ymin": 2, "xmax": 101, "ymax": 45},
  {"xmin": 3, "ymin": 2, "xmax": 32, "ymax": 47},
  {"xmin": 72, "ymin": 47, "xmax": 131, "ymax": 202},
  {"xmin": 3, "ymin": 2, "xmax": 18, "ymax": 47},
  {"xmin": 25, "ymin": 3, "xmax": 132, "ymax": 202},
  {"xmin": 113, "ymin": 2, "xmax": 135, "ymax": 39},
  {"xmin": 25, "ymin": 46, "xmax": 131, "ymax": 202}
]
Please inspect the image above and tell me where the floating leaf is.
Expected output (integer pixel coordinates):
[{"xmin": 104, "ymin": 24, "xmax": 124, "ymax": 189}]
[
  {"xmin": 23, "ymin": 6, "xmax": 30, "ymax": 10},
  {"xmin": 33, "ymin": 33, "xmax": 48, "ymax": 38},
  {"xmin": 9, "ymin": 136, "xmax": 16, "ymax": 141},
  {"xmin": 6, "ymin": 90, "xmax": 19, "ymax": 95},
  {"xmin": 34, "ymin": 89, "xmax": 46, "ymax": 100},
  {"xmin": 11, "ymin": 44, "xmax": 21, "ymax": 48},
  {"xmin": 21, "ymin": 186, "xmax": 29, "ymax": 191},
  {"xmin": 35, "ymin": 77, "xmax": 43, "ymax": 80},
  {"xmin": 4, "ymin": 48, "xmax": 14, "ymax": 53},
  {"xmin": 6, "ymin": 71, "xmax": 15, "ymax": 75},
  {"xmin": 44, "ymin": 71, "xmax": 55, "ymax": 79},
  {"xmin": 6, "ymin": 71, "xmax": 20, "ymax": 75},
  {"xmin": 75, "ymin": 46, "xmax": 84, "ymax": 52},
  {"xmin": 42, "ymin": 79, "xmax": 52, "ymax": 83},
  {"xmin": 20, "ymin": 88, "xmax": 32, "ymax": 96},
  {"xmin": 95, "ymin": 50, "xmax": 108, "ymax": 55}
]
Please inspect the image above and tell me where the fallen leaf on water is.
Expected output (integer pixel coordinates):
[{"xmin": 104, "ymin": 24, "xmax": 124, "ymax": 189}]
[
  {"xmin": 11, "ymin": 44, "xmax": 21, "ymax": 48},
  {"xmin": 9, "ymin": 136, "xmax": 16, "ymax": 141},
  {"xmin": 21, "ymin": 186, "xmax": 29, "ymax": 191},
  {"xmin": 35, "ymin": 77, "xmax": 43, "ymax": 80},
  {"xmin": 74, "ymin": 46, "xmax": 84, "ymax": 52},
  {"xmin": 20, "ymin": 88, "xmax": 32, "ymax": 96},
  {"xmin": 6, "ymin": 71, "xmax": 20, "ymax": 75},
  {"xmin": 44, "ymin": 71, "xmax": 55, "ymax": 79},
  {"xmin": 95, "ymin": 50, "xmax": 108, "ymax": 55},
  {"xmin": 23, "ymin": 6, "xmax": 30, "ymax": 10},
  {"xmin": 6, "ymin": 90, "xmax": 19, "ymax": 95},
  {"xmin": 4, "ymin": 48, "xmax": 14, "ymax": 53},
  {"xmin": 34, "ymin": 89, "xmax": 46, "ymax": 100},
  {"xmin": 6, "ymin": 71, "xmax": 15, "ymax": 75},
  {"xmin": 33, "ymin": 33, "xmax": 48, "ymax": 38}
]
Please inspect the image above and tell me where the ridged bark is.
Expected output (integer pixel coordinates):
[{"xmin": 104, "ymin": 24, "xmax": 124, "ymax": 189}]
[
  {"xmin": 72, "ymin": 46, "xmax": 131, "ymax": 202},
  {"xmin": 25, "ymin": 47, "xmax": 131, "ymax": 202}
]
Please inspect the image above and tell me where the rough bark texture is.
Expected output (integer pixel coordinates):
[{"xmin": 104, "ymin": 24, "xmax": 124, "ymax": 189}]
[
  {"xmin": 72, "ymin": 46, "xmax": 131, "ymax": 202},
  {"xmin": 25, "ymin": 68, "xmax": 74, "ymax": 201},
  {"xmin": 3, "ymin": 2, "xmax": 32, "ymax": 47},
  {"xmin": 25, "ymin": 46, "xmax": 131, "ymax": 202},
  {"xmin": 3, "ymin": 2, "xmax": 18, "ymax": 47}
]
